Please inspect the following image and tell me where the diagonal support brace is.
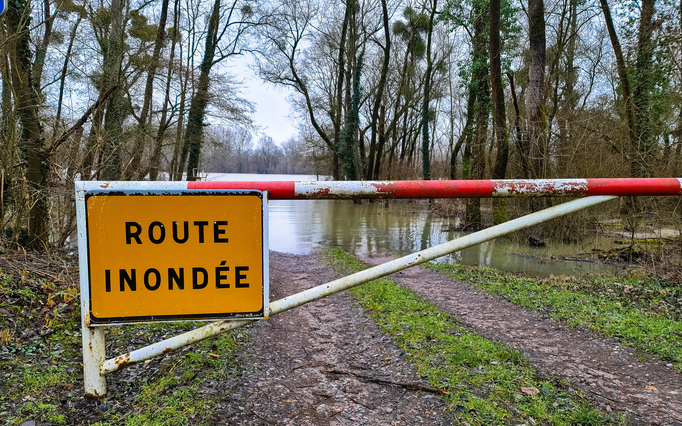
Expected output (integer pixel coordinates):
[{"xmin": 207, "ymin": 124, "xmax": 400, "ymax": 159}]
[{"xmin": 98, "ymin": 195, "xmax": 615, "ymax": 379}]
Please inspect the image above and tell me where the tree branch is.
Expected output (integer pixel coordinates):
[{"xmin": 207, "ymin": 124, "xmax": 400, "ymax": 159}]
[{"xmin": 49, "ymin": 86, "xmax": 118, "ymax": 155}]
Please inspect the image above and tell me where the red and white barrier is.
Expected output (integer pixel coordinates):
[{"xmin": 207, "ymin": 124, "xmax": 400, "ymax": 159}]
[{"xmin": 189, "ymin": 178, "xmax": 682, "ymax": 199}]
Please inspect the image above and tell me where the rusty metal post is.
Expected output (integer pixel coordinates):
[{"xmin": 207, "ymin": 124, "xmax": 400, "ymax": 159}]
[
  {"xmin": 82, "ymin": 327, "xmax": 106, "ymax": 396},
  {"xmin": 76, "ymin": 186, "xmax": 107, "ymax": 396}
]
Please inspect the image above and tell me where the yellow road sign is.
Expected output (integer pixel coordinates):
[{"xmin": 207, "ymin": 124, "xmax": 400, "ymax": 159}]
[{"xmin": 84, "ymin": 191, "xmax": 267, "ymax": 324}]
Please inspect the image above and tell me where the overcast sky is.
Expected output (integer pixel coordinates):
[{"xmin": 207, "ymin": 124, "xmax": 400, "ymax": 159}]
[{"xmin": 230, "ymin": 56, "xmax": 299, "ymax": 146}]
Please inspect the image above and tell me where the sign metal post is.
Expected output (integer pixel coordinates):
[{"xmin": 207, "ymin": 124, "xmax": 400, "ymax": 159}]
[{"xmin": 76, "ymin": 182, "xmax": 269, "ymax": 396}]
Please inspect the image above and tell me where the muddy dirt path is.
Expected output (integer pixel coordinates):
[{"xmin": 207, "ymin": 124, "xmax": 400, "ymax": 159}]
[
  {"xmin": 212, "ymin": 252, "xmax": 450, "ymax": 425},
  {"xmin": 362, "ymin": 256, "xmax": 682, "ymax": 426}
]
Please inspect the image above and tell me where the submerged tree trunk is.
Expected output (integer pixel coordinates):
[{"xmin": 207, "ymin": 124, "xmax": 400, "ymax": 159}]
[{"xmin": 465, "ymin": 3, "xmax": 490, "ymax": 229}]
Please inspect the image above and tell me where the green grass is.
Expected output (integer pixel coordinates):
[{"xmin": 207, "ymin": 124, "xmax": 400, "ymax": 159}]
[
  {"xmin": 426, "ymin": 262, "xmax": 682, "ymax": 371},
  {"xmin": 325, "ymin": 248, "xmax": 626, "ymax": 425},
  {"xmin": 94, "ymin": 328, "xmax": 248, "ymax": 426},
  {"xmin": 0, "ymin": 263, "xmax": 248, "ymax": 426}
]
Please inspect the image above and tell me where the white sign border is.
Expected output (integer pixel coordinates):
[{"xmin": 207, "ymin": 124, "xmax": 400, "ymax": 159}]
[{"xmin": 75, "ymin": 181, "xmax": 269, "ymax": 327}]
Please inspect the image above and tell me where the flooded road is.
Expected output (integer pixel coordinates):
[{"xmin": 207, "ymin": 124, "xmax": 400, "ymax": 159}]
[{"xmin": 208, "ymin": 173, "xmax": 624, "ymax": 277}]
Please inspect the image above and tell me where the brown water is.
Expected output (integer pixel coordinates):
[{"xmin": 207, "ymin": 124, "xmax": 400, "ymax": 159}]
[{"xmin": 209, "ymin": 174, "xmax": 625, "ymax": 277}]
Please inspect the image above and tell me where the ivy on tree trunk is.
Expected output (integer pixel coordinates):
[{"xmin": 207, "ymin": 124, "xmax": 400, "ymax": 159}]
[{"xmin": 6, "ymin": 0, "xmax": 50, "ymax": 248}]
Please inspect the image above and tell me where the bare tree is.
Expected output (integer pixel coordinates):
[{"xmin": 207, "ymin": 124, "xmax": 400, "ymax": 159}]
[{"xmin": 181, "ymin": 0, "xmax": 264, "ymax": 181}]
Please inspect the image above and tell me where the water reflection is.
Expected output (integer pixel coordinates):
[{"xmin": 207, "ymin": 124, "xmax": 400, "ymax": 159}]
[{"xmin": 206, "ymin": 173, "xmax": 621, "ymax": 277}]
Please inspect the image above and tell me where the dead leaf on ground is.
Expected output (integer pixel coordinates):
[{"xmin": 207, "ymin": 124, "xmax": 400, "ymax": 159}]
[
  {"xmin": 59, "ymin": 383, "xmax": 78, "ymax": 390},
  {"xmin": 520, "ymin": 386, "xmax": 540, "ymax": 396}
]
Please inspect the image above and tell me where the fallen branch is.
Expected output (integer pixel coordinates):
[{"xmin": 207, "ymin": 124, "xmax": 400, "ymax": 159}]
[{"xmin": 324, "ymin": 369, "xmax": 450, "ymax": 396}]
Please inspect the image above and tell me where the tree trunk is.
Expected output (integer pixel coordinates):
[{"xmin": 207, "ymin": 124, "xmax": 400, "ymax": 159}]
[
  {"xmin": 421, "ymin": 0, "xmax": 437, "ymax": 181},
  {"xmin": 452, "ymin": 68, "xmax": 477, "ymax": 180},
  {"xmin": 185, "ymin": 0, "xmax": 221, "ymax": 181},
  {"xmin": 339, "ymin": 51, "xmax": 364, "ymax": 181},
  {"xmin": 6, "ymin": 0, "xmax": 50, "ymax": 248},
  {"xmin": 150, "ymin": 0, "xmax": 181, "ymax": 181},
  {"xmin": 631, "ymin": 0, "xmax": 657, "ymax": 178},
  {"xmin": 170, "ymin": 7, "xmax": 190, "ymax": 181},
  {"xmin": 527, "ymin": 0, "xmax": 547, "ymax": 183},
  {"xmin": 367, "ymin": 0, "xmax": 390, "ymax": 180},
  {"xmin": 54, "ymin": 16, "xmax": 82, "ymax": 141},
  {"xmin": 0, "ymin": 28, "xmax": 15, "ymax": 226},
  {"xmin": 101, "ymin": 0, "xmax": 126, "ymax": 181},
  {"xmin": 490, "ymin": 0, "xmax": 509, "ymax": 224},
  {"xmin": 373, "ymin": 105, "xmax": 386, "ymax": 179},
  {"xmin": 332, "ymin": 1, "xmax": 351, "ymax": 181},
  {"xmin": 465, "ymin": 3, "xmax": 490, "ymax": 229},
  {"xmin": 558, "ymin": 0, "xmax": 579, "ymax": 175},
  {"xmin": 0, "ymin": 28, "xmax": 13, "ymax": 146},
  {"xmin": 599, "ymin": 0, "xmax": 637, "ymax": 172},
  {"xmin": 507, "ymin": 72, "xmax": 530, "ymax": 178},
  {"xmin": 32, "ymin": 0, "xmax": 56, "ymax": 96},
  {"xmin": 600, "ymin": 0, "xmax": 657, "ymax": 219},
  {"xmin": 127, "ymin": 0, "xmax": 170, "ymax": 180}
]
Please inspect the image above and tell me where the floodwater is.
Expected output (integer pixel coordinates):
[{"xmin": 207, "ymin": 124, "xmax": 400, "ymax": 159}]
[{"xmin": 207, "ymin": 173, "xmax": 625, "ymax": 277}]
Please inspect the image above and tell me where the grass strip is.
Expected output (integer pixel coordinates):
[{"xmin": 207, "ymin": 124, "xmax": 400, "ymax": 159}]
[
  {"xmin": 325, "ymin": 248, "xmax": 626, "ymax": 426},
  {"xmin": 426, "ymin": 262, "xmax": 682, "ymax": 372}
]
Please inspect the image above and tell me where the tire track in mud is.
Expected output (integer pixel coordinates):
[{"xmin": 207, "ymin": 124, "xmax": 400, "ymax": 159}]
[
  {"xmin": 362, "ymin": 256, "xmax": 682, "ymax": 426},
  {"xmin": 212, "ymin": 252, "xmax": 450, "ymax": 425}
]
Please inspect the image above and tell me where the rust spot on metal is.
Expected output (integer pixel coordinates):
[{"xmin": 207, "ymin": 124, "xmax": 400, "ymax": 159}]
[
  {"xmin": 114, "ymin": 353, "xmax": 133, "ymax": 369},
  {"xmin": 99, "ymin": 182, "xmax": 112, "ymax": 189},
  {"xmin": 84, "ymin": 391, "xmax": 104, "ymax": 399},
  {"xmin": 161, "ymin": 347, "xmax": 173, "ymax": 355},
  {"xmin": 313, "ymin": 186, "xmax": 332, "ymax": 197},
  {"xmin": 494, "ymin": 180, "xmax": 587, "ymax": 197}
]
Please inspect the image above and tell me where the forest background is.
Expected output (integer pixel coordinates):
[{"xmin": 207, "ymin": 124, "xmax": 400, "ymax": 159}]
[{"xmin": 0, "ymin": 0, "xmax": 680, "ymax": 250}]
